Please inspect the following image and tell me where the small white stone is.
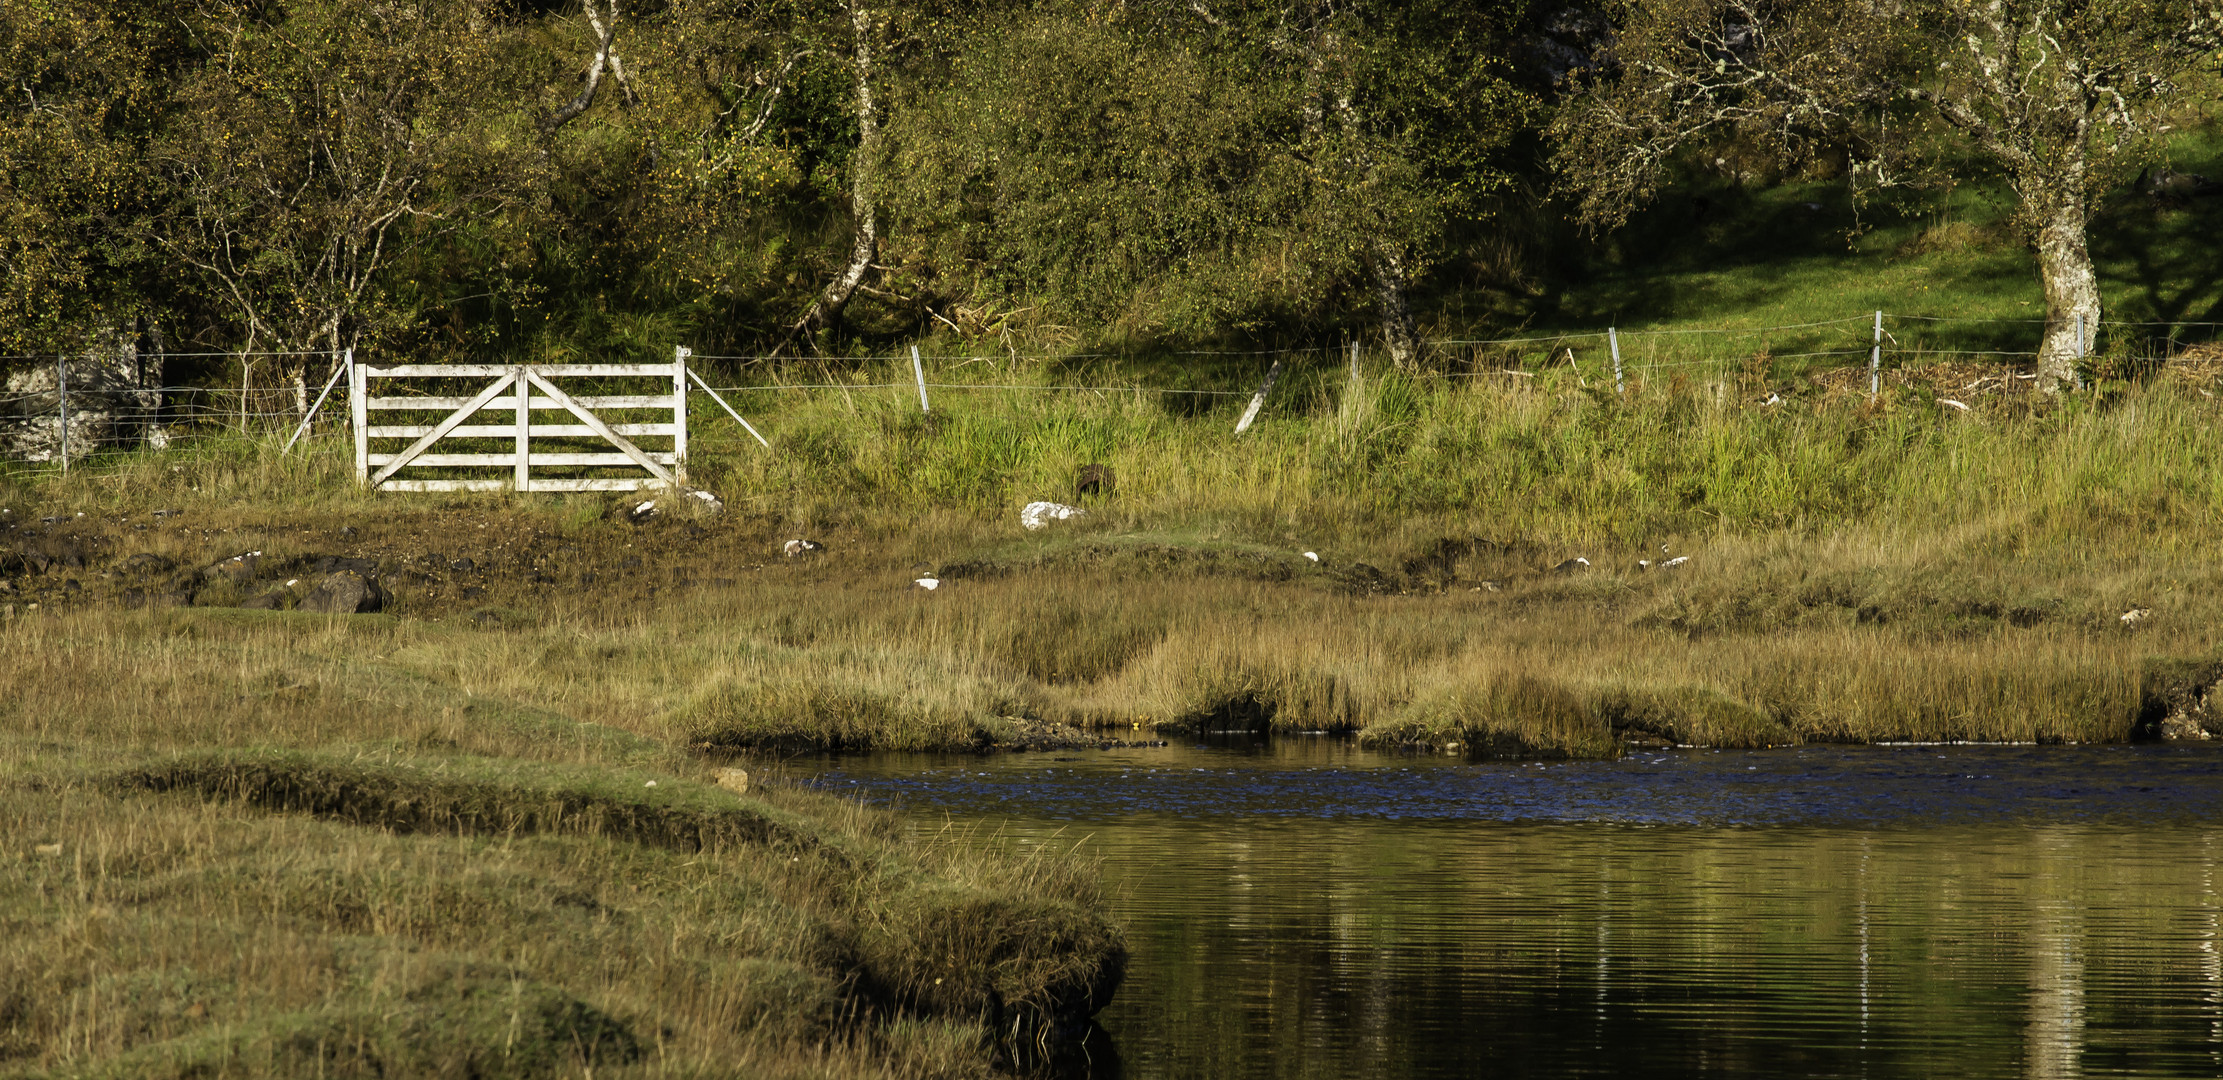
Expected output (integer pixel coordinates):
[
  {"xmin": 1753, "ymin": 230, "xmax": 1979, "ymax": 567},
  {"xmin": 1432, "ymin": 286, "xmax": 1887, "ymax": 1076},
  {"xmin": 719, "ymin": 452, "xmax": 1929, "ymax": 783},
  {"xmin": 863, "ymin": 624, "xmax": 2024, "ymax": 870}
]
[
  {"xmin": 915, "ymin": 578, "xmax": 940, "ymax": 590},
  {"xmin": 1302, "ymin": 551, "xmax": 1319, "ymax": 562},
  {"xmin": 1020, "ymin": 501, "xmax": 1087, "ymax": 531},
  {"xmin": 1660, "ymin": 556, "xmax": 1689, "ymax": 569},
  {"xmin": 644, "ymin": 780, "xmax": 658, "ymax": 787},
  {"xmin": 2121, "ymin": 608, "xmax": 2153, "ymax": 625}
]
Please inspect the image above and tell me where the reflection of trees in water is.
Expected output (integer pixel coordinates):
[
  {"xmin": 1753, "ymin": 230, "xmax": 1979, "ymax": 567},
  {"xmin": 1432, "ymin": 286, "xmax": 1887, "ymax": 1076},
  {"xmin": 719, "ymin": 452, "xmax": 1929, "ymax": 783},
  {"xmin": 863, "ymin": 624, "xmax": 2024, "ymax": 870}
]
[
  {"xmin": 2025, "ymin": 828, "xmax": 2086, "ymax": 1080},
  {"xmin": 1080, "ymin": 821, "xmax": 2223, "ymax": 1078}
]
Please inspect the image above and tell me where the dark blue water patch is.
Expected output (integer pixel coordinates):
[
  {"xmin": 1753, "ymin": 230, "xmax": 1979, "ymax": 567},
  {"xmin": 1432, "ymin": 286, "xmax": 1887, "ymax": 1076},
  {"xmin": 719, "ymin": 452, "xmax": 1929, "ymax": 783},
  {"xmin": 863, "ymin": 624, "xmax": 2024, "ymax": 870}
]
[{"xmin": 801, "ymin": 740, "xmax": 2223, "ymax": 827}]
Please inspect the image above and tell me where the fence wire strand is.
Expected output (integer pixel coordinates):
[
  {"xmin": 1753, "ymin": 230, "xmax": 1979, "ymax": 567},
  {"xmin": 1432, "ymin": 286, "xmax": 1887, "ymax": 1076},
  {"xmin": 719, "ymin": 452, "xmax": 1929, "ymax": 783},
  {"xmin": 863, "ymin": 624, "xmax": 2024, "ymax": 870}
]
[{"xmin": 9, "ymin": 312, "xmax": 2223, "ymax": 470}]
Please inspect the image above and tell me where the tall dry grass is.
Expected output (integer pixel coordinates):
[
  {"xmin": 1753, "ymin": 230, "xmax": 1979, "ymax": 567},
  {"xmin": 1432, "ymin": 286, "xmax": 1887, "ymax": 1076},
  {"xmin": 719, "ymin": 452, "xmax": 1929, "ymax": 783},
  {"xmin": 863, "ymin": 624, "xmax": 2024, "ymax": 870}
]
[{"xmin": 0, "ymin": 604, "xmax": 1125, "ymax": 1079}]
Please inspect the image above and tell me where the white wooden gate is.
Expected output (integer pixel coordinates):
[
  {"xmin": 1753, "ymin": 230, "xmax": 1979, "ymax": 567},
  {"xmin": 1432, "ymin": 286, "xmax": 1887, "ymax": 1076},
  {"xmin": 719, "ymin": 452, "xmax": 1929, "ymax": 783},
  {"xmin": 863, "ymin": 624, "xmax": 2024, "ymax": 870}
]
[{"xmin": 351, "ymin": 361, "xmax": 686, "ymax": 492}]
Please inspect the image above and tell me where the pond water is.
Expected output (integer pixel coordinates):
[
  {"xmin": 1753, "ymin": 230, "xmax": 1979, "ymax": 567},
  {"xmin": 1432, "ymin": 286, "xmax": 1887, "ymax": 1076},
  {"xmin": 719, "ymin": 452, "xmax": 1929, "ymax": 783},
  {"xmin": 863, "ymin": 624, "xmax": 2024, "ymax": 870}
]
[{"xmin": 806, "ymin": 739, "xmax": 2223, "ymax": 1079}]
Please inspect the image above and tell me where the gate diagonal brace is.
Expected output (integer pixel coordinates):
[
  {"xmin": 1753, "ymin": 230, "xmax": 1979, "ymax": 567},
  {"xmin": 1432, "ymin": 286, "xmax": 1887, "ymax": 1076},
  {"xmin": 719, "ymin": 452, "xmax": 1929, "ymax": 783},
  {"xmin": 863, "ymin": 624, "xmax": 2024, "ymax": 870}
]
[
  {"xmin": 524, "ymin": 369, "xmax": 680, "ymax": 488},
  {"xmin": 370, "ymin": 369, "xmax": 521, "ymax": 487}
]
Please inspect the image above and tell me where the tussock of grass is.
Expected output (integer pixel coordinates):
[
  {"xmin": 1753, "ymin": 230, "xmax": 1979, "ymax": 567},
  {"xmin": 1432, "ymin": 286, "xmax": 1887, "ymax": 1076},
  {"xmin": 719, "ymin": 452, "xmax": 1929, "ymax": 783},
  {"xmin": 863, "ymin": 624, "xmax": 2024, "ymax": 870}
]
[
  {"xmin": 108, "ymin": 750, "xmax": 814, "ymax": 853},
  {"xmin": 1593, "ymin": 685, "xmax": 1791, "ymax": 748},
  {"xmin": 1363, "ymin": 674, "xmax": 1622, "ymax": 759},
  {"xmin": 670, "ymin": 647, "xmax": 1037, "ymax": 752}
]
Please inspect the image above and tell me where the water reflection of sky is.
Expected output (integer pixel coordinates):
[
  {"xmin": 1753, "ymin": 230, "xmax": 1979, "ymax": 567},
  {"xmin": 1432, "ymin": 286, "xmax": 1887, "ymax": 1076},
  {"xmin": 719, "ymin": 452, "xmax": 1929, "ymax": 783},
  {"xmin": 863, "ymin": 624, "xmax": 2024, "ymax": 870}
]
[{"xmin": 804, "ymin": 740, "xmax": 2223, "ymax": 827}]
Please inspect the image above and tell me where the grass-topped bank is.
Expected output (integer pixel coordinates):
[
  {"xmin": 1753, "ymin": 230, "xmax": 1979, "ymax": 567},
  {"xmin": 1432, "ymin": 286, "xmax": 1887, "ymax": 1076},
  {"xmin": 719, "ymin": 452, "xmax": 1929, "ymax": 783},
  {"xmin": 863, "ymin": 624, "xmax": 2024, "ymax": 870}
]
[
  {"xmin": 0, "ymin": 603, "xmax": 1127, "ymax": 1078},
  {"xmin": 8, "ymin": 362, "xmax": 2223, "ymax": 765},
  {"xmin": 8, "ymin": 366, "xmax": 2223, "ymax": 1073}
]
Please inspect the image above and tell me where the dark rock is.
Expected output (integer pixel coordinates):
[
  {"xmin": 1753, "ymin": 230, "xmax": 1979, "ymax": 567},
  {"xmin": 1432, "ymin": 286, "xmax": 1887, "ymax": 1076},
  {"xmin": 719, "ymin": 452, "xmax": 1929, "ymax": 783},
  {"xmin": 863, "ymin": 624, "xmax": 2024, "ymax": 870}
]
[
  {"xmin": 2137, "ymin": 659, "xmax": 2223, "ymax": 740},
  {"xmin": 122, "ymin": 552, "xmax": 175, "ymax": 575},
  {"xmin": 300, "ymin": 554, "xmax": 377, "ymax": 577},
  {"xmin": 1550, "ymin": 557, "xmax": 1591, "ymax": 574},
  {"xmin": 17, "ymin": 537, "xmax": 86, "ymax": 572},
  {"xmin": 239, "ymin": 590, "xmax": 288, "ymax": 610},
  {"xmin": 299, "ymin": 570, "xmax": 384, "ymax": 614},
  {"xmin": 210, "ymin": 551, "xmax": 262, "ymax": 586},
  {"xmin": 1077, "ymin": 463, "xmax": 1116, "ymax": 500},
  {"xmin": 449, "ymin": 558, "xmax": 475, "ymax": 572}
]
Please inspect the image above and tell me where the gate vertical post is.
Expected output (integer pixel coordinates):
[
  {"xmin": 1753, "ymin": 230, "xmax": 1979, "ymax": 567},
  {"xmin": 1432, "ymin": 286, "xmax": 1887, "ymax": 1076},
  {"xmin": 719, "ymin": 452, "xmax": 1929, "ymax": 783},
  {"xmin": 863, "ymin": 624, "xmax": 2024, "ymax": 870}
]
[
  {"xmin": 514, "ymin": 365, "xmax": 531, "ymax": 493},
  {"xmin": 673, "ymin": 346, "xmax": 690, "ymax": 486},
  {"xmin": 350, "ymin": 350, "xmax": 368, "ymax": 483}
]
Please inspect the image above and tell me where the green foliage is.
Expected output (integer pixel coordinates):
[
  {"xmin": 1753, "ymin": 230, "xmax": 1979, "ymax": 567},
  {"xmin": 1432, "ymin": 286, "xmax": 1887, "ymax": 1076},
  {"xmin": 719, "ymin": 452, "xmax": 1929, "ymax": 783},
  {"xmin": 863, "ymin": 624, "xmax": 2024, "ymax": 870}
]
[
  {"xmin": 883, "ymin": 0, "xmax": 1535, "ymax": 342},
  {"xmin": 0, "ymin": 0, "xmax": 178, "ymax": 358}
]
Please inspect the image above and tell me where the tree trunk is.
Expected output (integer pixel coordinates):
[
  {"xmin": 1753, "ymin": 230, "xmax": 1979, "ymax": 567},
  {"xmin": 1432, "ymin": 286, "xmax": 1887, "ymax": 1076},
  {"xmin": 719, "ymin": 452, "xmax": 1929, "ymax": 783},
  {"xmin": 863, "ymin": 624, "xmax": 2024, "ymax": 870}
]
[
  {"xmin": 2032, "ymin": 193, "xmax": 2098, "ymax": 394},
  {"xmin": 1307, "ymin": 22, "xmax": 1421, "ymax": 371},
  {"xmin": 784, "ymin": 4, "xmax": 880, "ymax": 351},
  {"xmin": 1368, "ymin": 246, "xmax": 1420, "ymax": 370}
]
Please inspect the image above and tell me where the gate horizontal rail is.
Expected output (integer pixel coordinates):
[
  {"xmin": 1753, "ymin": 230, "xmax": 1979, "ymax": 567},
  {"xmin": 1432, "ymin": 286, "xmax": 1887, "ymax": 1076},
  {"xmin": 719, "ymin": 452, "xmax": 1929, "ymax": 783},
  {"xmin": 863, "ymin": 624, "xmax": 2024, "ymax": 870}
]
[{"xmin": 352, "ymin": 361, "xmax": 686, "ymax": 493}]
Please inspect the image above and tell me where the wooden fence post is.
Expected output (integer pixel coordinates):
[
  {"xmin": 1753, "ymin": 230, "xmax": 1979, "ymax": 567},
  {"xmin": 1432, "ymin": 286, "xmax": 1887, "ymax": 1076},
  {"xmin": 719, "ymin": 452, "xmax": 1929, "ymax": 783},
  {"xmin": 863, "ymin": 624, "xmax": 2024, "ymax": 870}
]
[
  {"xmin": 686, "ymin": 367, "xmax": 771, "ymax": 449},
  {"xmin": 673, "ymin": 346, "xmax": 690, "ymax": 486},
  {"xmin": 56, "ymin": 354, "xmax": 67, "ymax": 472},
  {"xmin": 1870, "ymin": 311, "xmax": 1883, "ymax": 399},
  {"xmin": 514, "ymin": 363, "xmax": 532, "ymax": 493},
  {"xmin": 1234, "ymin": 359, "xmax": 1283, "ymax": 435},
  {"xmin": 1609, "ymin": 327, "xmax": 1623, "ymax": 395},
  {"xmin": 350, "ymin": 350, "xmax": 368, "ymax": 483},
  {"xmin": 283, "ymin": 350, "xmax": 351, "ymax": 454}
]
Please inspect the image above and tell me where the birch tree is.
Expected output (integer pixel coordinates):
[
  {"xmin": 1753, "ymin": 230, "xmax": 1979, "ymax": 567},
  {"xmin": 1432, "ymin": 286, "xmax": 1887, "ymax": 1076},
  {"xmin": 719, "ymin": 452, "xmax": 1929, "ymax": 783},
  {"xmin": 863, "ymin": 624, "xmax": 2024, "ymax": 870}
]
[
  {"xmin": 151, "ymin": 0, "xmax": 532, "ymax": 398},
  {"xmin": 1552, "ymin": 0, "xmax": 2223, "ymax": 391}
]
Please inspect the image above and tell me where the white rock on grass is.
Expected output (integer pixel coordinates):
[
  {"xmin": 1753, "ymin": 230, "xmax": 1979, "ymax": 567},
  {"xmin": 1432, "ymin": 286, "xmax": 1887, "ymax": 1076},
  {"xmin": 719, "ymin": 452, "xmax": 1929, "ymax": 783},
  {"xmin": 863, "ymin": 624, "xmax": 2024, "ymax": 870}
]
[
  {"xmin": 783, "ymin": 539, "xmax": 825, "ymax": 557},
  {"xmin": 1020, "ymin": 501, "xmax": 1087, "ymax": 531},
  {"xmin": 914, "ymin": 578, "xmax": 941, "ymax": 591}
]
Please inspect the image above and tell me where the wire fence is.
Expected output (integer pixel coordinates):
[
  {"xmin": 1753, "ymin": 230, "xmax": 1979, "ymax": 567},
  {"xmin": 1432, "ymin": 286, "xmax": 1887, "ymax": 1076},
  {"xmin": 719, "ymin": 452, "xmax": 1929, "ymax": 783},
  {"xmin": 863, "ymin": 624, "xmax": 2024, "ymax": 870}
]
[{"xmin": 6, "ymin": 311, "xmax": 2223, "ymax": 472}]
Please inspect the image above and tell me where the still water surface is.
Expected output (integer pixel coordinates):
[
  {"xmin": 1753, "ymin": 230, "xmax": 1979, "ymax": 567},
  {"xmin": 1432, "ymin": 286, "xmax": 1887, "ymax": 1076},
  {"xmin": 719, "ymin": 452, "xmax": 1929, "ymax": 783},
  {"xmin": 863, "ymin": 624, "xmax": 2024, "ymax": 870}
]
[{"xmin": 808, "ymin": 740, "xmax": 2223, "ymax": 1078}]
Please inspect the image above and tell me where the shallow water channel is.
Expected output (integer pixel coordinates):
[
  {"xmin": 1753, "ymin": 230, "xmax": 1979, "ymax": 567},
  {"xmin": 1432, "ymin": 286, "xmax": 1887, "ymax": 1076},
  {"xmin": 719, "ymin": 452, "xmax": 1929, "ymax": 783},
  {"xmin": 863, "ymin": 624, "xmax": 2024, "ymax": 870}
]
[{"xmin": 806, "ymin": 739, "xmax": 2223, "ymax": 1078}]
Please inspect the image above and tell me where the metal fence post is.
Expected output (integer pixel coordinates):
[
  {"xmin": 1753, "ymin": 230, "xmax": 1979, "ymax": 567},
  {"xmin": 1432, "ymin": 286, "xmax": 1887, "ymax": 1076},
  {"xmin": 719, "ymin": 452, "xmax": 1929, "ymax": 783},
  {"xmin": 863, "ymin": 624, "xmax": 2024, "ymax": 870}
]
[
  {"xmin": 910, "ymin": 345, "xmax": 930, "ymax": 414},
  {"xmin": 1609, "ymin": 327, "xmax": 1624, "ymax": 395}
]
